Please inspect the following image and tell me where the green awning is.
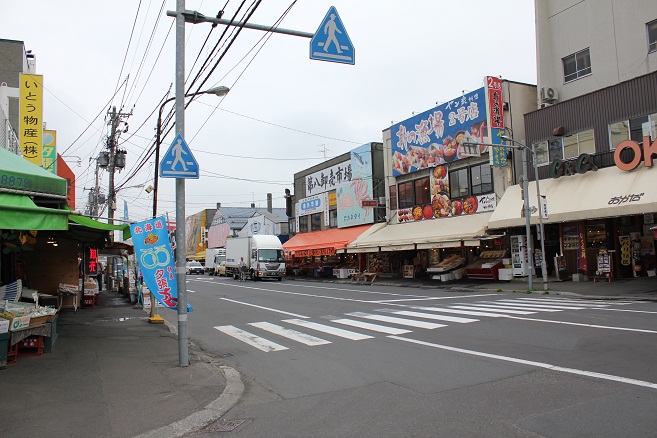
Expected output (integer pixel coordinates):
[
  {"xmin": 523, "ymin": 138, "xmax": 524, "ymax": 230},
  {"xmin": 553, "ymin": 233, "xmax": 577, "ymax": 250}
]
[
  {"xmin": 0, "ymin": 193, "xmax": 69, "ymax": 230},
  {"xmin": 0, "ymin": 147, "xmax": 67, "ymax": 196},
  {"xmin": 69, "ymin": 214, "xmax": 132, "ymax": 240}
]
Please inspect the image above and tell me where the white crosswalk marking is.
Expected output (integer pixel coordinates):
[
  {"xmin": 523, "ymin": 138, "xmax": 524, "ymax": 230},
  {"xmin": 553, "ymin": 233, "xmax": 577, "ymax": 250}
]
[
  {"xmin": 494, "ymin": 300, "xmax": 587, "ymax": 310},
  {"xmin": 214, "ymin": 325, "xmax": 288, "ymax": 352},
  {"xmin": 345, "ymin": 312, "xmax": 447, "ymax": 329},
  {"xmin": 449, "ymin": 305, "xmax": 537, "ymax": 315},
  {"xmin": 468, "ymin": 303, "xmax": 562, "ymax": 312},
  {"xmin": 331, "ymin": 318, "xmax": 412, "ymax": 335},
  {"xmin": 283, "ymin": 319, "xmax": 374, "ymax": 340},
  {"xmin": 390, "ymin": 310, "xmax": 478, "ymax": 324},
  {"xmin": 248, "ymin": 322, "xmax": 330, "ymax": 346},
  {"xmin": 515, "ymin": 298, "xmax": 610, "ymax": 307},
  {"xmin": 412, "ymin": 306, "xmax": 509, "ymax": 318}
]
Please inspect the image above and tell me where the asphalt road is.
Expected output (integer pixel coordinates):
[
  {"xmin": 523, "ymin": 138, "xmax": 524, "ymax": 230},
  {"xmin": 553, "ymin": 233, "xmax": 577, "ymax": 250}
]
[{"xmin": 160, "ymin": 276, "xmax": 657, "ymax": 438}]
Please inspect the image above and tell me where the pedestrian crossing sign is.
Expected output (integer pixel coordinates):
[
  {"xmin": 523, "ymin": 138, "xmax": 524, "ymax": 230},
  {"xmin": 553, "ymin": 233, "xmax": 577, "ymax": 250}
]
[
  {"xmin": 159, "ymin": 133, "xmax": 199, "ymax": 179},
  {"xmin": 310, "ymin": 6, "xmax": 355, "ymax": 65}
]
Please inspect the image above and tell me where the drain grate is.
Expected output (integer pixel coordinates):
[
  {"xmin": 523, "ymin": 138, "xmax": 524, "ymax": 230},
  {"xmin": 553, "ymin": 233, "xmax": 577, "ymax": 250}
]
[{"xmin": 205, "ymin": 419, "xmax": 247, "ymax": 432}]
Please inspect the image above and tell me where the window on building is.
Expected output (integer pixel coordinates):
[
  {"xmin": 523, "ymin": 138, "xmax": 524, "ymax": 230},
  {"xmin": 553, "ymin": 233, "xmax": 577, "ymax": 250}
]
[
  {"xmin": 329, "ymin": 209, "xmax": 337, "ymax": 228},
  {"xmin": 534, "ymin": 141, "xmax": 549, "ymax": 166},
  {"xmin": 288, "ymin": 218, "xmax": 296, "ymax": 234},
  {"xmin": 398, "ymin": 181, "xmax": 414, "ymax": 208},
  {"xmin": 563, "ymin": 48, "xmax": 591, "ymax": 82},
  {"xmin": 470, "ymin": 163, "xmax": 493, "ymax": 195},
  {"xmin": 449, "ymin": 168, "xmax": 469, "ymax": 199},
  {"xmin": 609, "ymin": 113, "xmax": 657, "ymax": 149},
  {"xmin": 546, "ymin": 129, "xmax": 595, "ymax": 161},
  {"xmin": 299, "ymin": 216, "xmax": 308, "ymax": 233},
  {"xmin": 389, "ymin": 185, "xmax": 397, "ymax": 211},
  {"xmin": 648, "ymin": 19, "xmax": 657, "ymax": 52},
  {"xmin": 414, "ymin": 177, "xmax": 430, "ymax": 205},
  {"xmin": 311, "ymin": 213, "xmax": 321, "ymax": 231}
]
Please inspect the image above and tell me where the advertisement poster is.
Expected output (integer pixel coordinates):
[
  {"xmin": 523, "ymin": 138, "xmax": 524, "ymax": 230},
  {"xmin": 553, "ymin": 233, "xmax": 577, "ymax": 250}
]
[
  {"xmin": 396, "ymin": 163, "xmax": 496, "ymax": 223},
  {"xmin": 391, "ymin": 86, "xmax": 499, "ymax": 176},
  {"xmin": 130, "ymin": 216, "xmax": 191, "ymax": 311},
  {"xmin": 337, "ymin": 144, "xmax": 374, "ymax": 228}
]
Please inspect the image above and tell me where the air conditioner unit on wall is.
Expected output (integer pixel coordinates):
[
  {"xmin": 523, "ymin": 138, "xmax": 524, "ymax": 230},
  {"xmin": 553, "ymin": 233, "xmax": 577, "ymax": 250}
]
[{"xmin": 540, "ymin": 86, "xmax": 558, "ymax": 103}]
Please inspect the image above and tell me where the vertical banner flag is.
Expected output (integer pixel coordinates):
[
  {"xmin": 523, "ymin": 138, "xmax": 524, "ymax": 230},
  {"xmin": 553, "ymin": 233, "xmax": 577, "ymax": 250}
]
[
  {"xmin": 130, "ymin": 216, "xmax": 192, "ymax": 311},
  {"xmin": 43, "ymin": 130, "xmax": 57, "ymax": 173},
  {"xmin": 123, "ymin": 200, "xmax": 129, "ymax": 221},
  {"xmin": 486, "ymin": 76, "xmax": 508, "ymax": 167},
  {"xmin": 19, "ymin": 74, "xmax": 44, "ymax": 166}
]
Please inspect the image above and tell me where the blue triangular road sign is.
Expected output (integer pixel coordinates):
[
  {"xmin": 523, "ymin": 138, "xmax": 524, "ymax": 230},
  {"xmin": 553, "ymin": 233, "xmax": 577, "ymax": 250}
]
[
  {"xmin": 159, "ymin": 133, "xmax": 199, "ymax": 179},
  {"xmin": 310, "ymin": 6, "xmax": 355, "ymax": 65}
]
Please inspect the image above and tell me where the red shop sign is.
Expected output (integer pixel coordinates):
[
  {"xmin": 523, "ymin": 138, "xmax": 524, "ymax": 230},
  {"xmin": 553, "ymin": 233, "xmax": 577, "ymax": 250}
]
[{"xmin": 614, "ymin": 136, "xmax": 657, "ymax": 171}]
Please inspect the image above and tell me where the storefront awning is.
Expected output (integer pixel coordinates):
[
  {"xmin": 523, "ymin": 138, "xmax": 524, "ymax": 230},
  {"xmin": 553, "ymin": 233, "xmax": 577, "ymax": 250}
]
[
  {"xmin": 347, "ymin": 212, "xmax": 496, "ymax": 253},
  {"xmin": 0, "ymin": 193, "xmax": 69, "ymax": 230},
  {"xmin": 69, "ymin": 214, "xmax": 131, "ymax": 241},
  {"xmin": 284, "ymin": 224, "xmax": 374, "ymax": 257},
  {"xmin": 488, "ymin": 165, "xmax": 657, "ymax": 229},
  {"xmin": 0, "ymin": 147, "xmax": 68, "ymax": 197}
]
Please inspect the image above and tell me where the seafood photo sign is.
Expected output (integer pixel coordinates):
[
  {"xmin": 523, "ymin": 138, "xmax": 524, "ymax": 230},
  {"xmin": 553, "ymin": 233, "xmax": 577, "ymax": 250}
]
[
  {"xmin": 337, "ymin": 143, "xmax": 375, "ymax": 228},
  {"xmin": 391, "ymin": 86, "xmax": 493, "ymax": 177}
]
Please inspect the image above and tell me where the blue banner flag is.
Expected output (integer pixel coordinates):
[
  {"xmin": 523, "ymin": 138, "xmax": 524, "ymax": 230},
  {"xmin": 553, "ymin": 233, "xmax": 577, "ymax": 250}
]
[{"xmin": 130, "ymin": 216, "xmax": 192, "ymax": 312}]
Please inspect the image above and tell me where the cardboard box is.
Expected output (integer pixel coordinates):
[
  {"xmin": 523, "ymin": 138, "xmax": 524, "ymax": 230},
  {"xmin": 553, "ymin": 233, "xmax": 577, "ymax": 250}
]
[
  {"xmin": 0, "ymin": 318, "xmax": 9, "ymax": 334},
  {"xmin": 0, "ymin": 315, "xmax": 31, "ymax": 331}
]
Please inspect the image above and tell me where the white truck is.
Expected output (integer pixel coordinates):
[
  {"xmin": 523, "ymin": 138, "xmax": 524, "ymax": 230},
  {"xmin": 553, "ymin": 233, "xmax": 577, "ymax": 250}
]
[
  {"xmin": 205, "ymin": 247, "xmax": 226, "ymax": 275},
  {"xmin": 225, "ymin": 235, "xmax": 285, "ymax": 281}
]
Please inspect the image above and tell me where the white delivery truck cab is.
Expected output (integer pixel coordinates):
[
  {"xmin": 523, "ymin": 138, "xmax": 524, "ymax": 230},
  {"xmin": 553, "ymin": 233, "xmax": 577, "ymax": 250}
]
[
  {"xmin": 225, "ymin": 235, "xmax": 285, "ymax": 281},
  {"xmin": 205, "ymin": 248, "xmax": 226, "ymax": 275}
]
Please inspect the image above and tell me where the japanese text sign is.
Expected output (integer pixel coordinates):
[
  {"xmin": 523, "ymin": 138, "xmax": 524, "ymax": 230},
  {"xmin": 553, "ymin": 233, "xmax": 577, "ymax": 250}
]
[
  {"xmin": 19, "ymin": 74, "xmax": 44, "ymax": 166},
  {"xmin": 84, "ymin": 246, "xmax": 99, "ymax": 276},
  {"xmin": 337, "ymin": 144, "xmax": 374, "ymax": 228},
  {"xmin": 306, "ymin": 160, "xmax": 352, "ymax": 196},
  {"xmin": 130, "ymin": 216, "xmax": 192, "ymax": 312}
]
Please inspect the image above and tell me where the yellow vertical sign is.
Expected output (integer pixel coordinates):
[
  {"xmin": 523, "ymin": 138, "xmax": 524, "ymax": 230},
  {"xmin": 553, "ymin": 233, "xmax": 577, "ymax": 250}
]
[
  {"xmin": 19, "ymin": 74, "xmax": 44, "ymax": 166},
  {"xmin": 43, "ymin": 130, "xmax": 57, "ymax": 174}
]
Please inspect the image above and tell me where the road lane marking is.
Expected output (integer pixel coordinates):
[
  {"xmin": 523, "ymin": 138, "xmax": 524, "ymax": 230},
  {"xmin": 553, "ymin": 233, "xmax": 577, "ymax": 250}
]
[
  {"xmin": 501, "ymin": 315, "xmax": 657, "ymax": 333},
  {"xmin": 388, "ymin": 335, "xmax": 657, "ymax": 390},
  {"xmin": 494, "ymin": 300, "xmax": 588, "ymax": 310},
  {"xmin": 220, "ymin": 297, "xmax": 309, "ymax": 319},
  {"xmin": 450, "ymin": 305, "xmax": 537, "ymax": 315},
  {"xmin": 283, "ymin": 319, "xmax": 373, "ymax": 340},
  {"xmin": 471, "ymin": 302, "xmax": 563, "ymax": 312},
  {"xmin": 389, "ymin": 310, "xmax": 478, "ymax": 324},
  {"xmin": 515, "ymin": 298, "xmax": 610, "ymax": 307},
  {"xmin": 345, "ymin": 312, "xmax": 446, "ymax": 329},
  {"xmin": 370, "ymin": 294, "xmax": 498, "ymax": 304},
  {"xmin": 214, "ymin": 325, "xmax": 288, "ymax": 352},
  {"xmin": 411, "ymin": 306, "xmax": 509, "ymax": 318},
  {"xmin": 248, "ymin": 322, "xmax": 330, "ymax": 346},
  {"xmin": 598, "ymin": 308, "xmax": 657, "ymax": 314},
  {"xmin": 331, "ymin": 318, "xmax": 412, "ymax": 335}
]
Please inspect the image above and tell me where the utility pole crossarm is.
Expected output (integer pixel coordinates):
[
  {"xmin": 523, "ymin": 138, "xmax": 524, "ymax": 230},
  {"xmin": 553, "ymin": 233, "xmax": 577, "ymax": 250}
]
[{"xmin": 166, "ymin": 9, "xmax": 315, "ymax": 38}]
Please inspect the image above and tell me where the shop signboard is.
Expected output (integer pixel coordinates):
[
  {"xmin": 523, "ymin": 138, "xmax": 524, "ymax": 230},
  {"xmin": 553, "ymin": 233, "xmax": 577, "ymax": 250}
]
[
  {"xmin": 84, "ymin": 246, "xmax": 99, "ymax": 276},
  {"xmin": 614, "ymin": 136, "xmax": 656, "ymax": 171},
  {"xmin": 130, "ymin": 216, "xmax": 191, "ymax": 311},
  {"xmin": 19, "ymin": 74, "xmax": 44, "ymax": 167},
  {"xmin": 306, "ymin": 160, "xmax": 352, "ymax": 196},
  {"xmin": 391, "ymin": 86, "xmax": 501, "ymax": 177},
  {"xmin": 43, "ymin": 130, "xmax": 57, "ymax": 174},
  {"xmin": 295, "ymin": 192, "xmax": 329, "ymax": 231},
  {"xmin": 337, "ymin": 144, "xmax": 374, "ymax": 228}
]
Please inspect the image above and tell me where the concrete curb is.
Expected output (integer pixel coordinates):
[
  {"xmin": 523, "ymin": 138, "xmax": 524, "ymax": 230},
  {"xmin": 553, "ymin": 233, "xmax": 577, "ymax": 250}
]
[{"xmin": 134, "ymin": 311, "xmax": 244, "ymax": 438}]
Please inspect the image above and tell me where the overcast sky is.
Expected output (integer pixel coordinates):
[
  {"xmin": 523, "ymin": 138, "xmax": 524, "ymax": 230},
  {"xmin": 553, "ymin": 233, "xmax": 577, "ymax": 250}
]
[{"xmin": 3, "ymin": 1, "xmax": 536, "ymax": 223}]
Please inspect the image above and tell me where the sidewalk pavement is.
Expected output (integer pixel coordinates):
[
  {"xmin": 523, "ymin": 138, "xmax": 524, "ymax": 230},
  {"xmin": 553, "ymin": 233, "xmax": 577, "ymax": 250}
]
[
  {"xmin": 2, "ymin": 275, "xmax": 655, "ymax": 438},
  {"xmin": 1, "ymin": 292, "xmax": 242, "ymax": 438}
]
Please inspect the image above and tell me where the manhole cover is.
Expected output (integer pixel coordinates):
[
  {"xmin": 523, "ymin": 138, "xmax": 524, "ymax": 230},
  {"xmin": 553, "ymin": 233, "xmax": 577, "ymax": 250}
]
[{"xmin": 206, "ymin": 419, "xmax": 247, "ymax": 432}]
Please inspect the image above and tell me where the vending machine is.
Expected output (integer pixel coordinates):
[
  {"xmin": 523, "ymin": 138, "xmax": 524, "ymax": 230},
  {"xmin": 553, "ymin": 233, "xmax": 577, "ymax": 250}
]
[{"xmin": 511, "ymin": 235, "xmax": 529, "ymax": 277}]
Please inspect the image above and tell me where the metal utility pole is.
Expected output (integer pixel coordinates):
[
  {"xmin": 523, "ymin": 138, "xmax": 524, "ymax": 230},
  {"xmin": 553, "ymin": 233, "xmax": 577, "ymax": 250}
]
[
  {"xmin": 106, "ymin": 106, "xmax": 131, "ymax": 225},
  {"xmin": 175, "ymin": 0, "xmax": 189, "ymax": 367}
]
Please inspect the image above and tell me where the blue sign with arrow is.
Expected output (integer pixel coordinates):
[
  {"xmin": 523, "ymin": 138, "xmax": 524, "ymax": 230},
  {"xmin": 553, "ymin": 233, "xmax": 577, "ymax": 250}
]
[
  {"xmin": 159, "ymin": 133, "xmax": 199, "ymax": 179},
  {"xmin": 310, "ymin": 6, "xmax": 354, "ymax": 65}
]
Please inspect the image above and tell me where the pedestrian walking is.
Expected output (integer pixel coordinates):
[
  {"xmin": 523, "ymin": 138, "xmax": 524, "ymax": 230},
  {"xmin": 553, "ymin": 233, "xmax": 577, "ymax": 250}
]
[{"xmin": 238, "ymin": 256, "xmax": 247, "ymax": 282}]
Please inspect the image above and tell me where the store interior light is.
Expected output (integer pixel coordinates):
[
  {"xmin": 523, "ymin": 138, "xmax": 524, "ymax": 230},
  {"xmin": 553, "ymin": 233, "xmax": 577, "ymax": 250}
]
[{"xmin": 52, "ymin": 239, "xmax": 58, "ymax": 247}]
